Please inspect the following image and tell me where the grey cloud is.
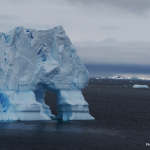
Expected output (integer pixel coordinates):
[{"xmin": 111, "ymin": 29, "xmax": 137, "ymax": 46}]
[
  {"xmin": 85, "ymin": 63, "xmax": 150, "ymax": 77},
  {"xmin": 3, "ymin": 0, "xmax": 32, "ymax": 4},
  {"xmin": 102, "ymin": 38, "xmax": 117, "ymax": 43},
  {"xmin": 0, "ymin": 15, "xmax": 19, "ymax": 21},
  {"xmin": 66, "ymin": 0, "xmax": 150, "ymax": 15},
  {"xmin": 99, "ymin": 26, "xmax": 120, "ymax": 30},
  {"xmin": 73, "ymin": 41, "xmax": 150, "ymax": 65}
]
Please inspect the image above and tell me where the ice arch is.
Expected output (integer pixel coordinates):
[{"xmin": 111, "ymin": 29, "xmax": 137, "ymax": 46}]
[{"xmin": 0, "ymin": 26, "xmax": 94, "ymax": 121}]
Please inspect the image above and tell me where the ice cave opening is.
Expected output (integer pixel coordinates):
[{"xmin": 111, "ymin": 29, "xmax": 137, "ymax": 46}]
[{"xmin": 44, "ymin": 90, "xmax": 57, "ymax": 117}]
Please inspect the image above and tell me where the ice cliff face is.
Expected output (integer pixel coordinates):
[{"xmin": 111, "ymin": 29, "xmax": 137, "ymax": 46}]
[
  {"xmin": 0, "ymin": 26, "xmax": 94, "ymax": 121},
  {"xmin": 0, "ymin": 26, "xmax": 89, "ymax": 91}
]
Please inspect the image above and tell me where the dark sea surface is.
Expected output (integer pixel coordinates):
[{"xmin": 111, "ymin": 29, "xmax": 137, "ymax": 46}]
[{"xmin": 1, "ymin": 79, "xmax": 150, "ymax": 150}]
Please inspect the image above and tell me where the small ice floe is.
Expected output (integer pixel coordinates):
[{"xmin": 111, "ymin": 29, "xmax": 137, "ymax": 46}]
[
  {"xmin": 130, "ymin": 81, "xmax": 133, "ymax": 82},
  {"xmin": 96, "ymin": 78, "xmax": 99, "ymax": 79},
  {"xmin": 123, "ymin": 85, "xmax": 128, "ymax": 87},
  {"xmin": 133, "ymin": 85, "xmax": 149, "ymax": 88}
]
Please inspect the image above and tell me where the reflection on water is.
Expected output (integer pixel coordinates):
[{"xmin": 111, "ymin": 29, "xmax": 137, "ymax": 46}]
[
  {"xmin": 0, "ymin": 120, "xmax": 147, "ymax": 150},
  {"xmin": 0, "ymin": 120, "xmax": 121, "ymax": 136}
]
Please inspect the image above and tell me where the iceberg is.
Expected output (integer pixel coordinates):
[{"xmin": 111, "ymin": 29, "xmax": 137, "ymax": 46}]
[
  {"xmin": 108, "ymin": 75, "xmax": 124, "ymax": 79},
  {"xmin": 133, "ymin": 85, "xmax": 149, "ymax": 88},
  {"xmin": 0, "ymin": 26, "xmax": 94, "ymax": 121},
  {"xmin": 138, "ymin": 78, "xmax": 150, "ymax": 80}
]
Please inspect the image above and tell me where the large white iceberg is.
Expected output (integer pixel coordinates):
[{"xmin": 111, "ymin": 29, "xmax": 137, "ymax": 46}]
[{"xmin": 0, "ymin": 26, "xmax": 94, "ymax": 121}]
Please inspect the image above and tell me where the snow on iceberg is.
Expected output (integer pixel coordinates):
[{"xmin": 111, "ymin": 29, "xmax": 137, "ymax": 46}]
[
  {"xmin": 0, "ymin": 26, "xmax": 94, "ymax": 121},
  {"xmin": 133, "ymin": 85, "xmax": 149, "ymax": 88}
]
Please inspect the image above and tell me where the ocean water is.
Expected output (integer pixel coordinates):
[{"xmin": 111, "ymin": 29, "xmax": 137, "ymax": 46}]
[{"xmin": 1, "ymin": 79, "xmax": 150, "ymax": 150}]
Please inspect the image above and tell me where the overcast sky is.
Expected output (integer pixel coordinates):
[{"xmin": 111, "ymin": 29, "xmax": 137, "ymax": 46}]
[{"xmin": 0, "ymin": 0, "xmax": 150, "ymax": 77}]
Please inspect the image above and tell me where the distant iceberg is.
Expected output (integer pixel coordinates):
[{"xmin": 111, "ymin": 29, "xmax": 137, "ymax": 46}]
[
  {"xmin": 133, "ymin": 85, "xmax": 149, "ymax": 88},
  {"xmin": 138, "ymin": 78, "xmax": 150, "ymax": 80},
  {"xmin": 108, "ymin": 75, "xmax": 124, "ymax": 79},
  {"xmin": 100, "ymin": 76, "xmax": 150, "ymax": 80},
  {"xmin": 0, "ymin": 26, "xmax": 94, "ymax": 121}
]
